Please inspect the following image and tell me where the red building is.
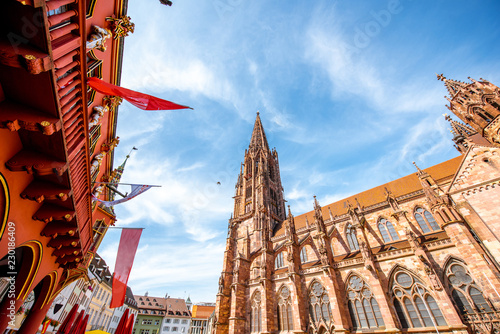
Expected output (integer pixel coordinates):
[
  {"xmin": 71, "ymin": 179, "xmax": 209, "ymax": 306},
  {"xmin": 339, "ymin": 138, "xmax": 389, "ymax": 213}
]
[
  {"xmin": 214, "ymin": 76, "xmax": 500, "ymax": 334},
  {"xmin": 0, "ymin": 0, "xmax": 133, "ymax": 332}
]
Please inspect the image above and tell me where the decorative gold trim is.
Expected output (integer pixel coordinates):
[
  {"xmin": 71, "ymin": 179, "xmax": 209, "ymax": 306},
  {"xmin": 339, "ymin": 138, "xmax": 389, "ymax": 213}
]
[
  {"xmin": 41, "ymin": 271, "xmax": 58, "ymax": 307},
  {"xmin": 18, "ymin": 240, "xmax": 43, "ymax": 300},
  {"xmin": 86, "ymin": 0, "xmax": 98, "ymax": 19},
  {"xmin": 87, "ymin": 50, "xmax": 100, "ymax": 61},
  {"xmin": 0, "ymin": 172, "xmax": 9, "ymax": 239},
  {"xmin": 88, "ymin": 89, "xmax": 97, "ymax": 107},
  {"xmin": 89, "ymin": 124, "xmax": 102, "ymax": 155}
]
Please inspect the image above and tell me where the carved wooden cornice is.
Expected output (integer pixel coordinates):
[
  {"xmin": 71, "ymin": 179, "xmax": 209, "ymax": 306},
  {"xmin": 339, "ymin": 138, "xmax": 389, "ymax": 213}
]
[
  {"xmin": 21, "ymin": 179, "xmax": 72, "ymax": 203},
  {"xmin": 0, "ymin": 100, "xmax": 61, "ymax": 135},
  {"xmin": 47, "ymin": 235, "xmax": 80, "ymax": 249},
  {"xmin": 32, "ymin": 203, "xmax": 75, "ymax": 223},
  {"xmin": 40, "ymin": 220, "xmax": 77, "ymax": 238},
  {"xmin": 0, "ymin": 39, "xmax": 52, "ymax": 74},
  {"xmin": 6, "ymin": 149, "xmax": 68, "ymax": 176}
]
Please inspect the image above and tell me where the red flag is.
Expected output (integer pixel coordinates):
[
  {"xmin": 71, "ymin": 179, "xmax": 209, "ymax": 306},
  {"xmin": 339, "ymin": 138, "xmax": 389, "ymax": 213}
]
[
  {"xmin": 56, "ymin": 304, "xmax": 78, "ymax": 334},
  {"xmin": 41, "ymin": 319, "xmax": 50, "ymax": 334},
  {"xmin": 115, "ymin": 309, "xmax": 129, "ymax": 334},
  {"xmin": 87, "ymin": 77, "xmax": 192, "ymax": 110},
  {"xmin": 76, "ymin": 314, "xmax": 89, "ymax": 334},
  {"xmin": 125, "ymin": 313, "xmax": 135, "ymax": 334},
  {"xmin": 68, "ymin": 310, "xmax": 83, "ymax": 334},
  {"xmin": 110, "ymin": 229, "xmax": 142, "ymax": 308}
]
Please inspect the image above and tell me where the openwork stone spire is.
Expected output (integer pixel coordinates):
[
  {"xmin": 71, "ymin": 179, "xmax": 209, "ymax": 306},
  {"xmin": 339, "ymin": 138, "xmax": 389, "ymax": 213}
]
[
  {"xmin": 249, "ymin": 112, "xmax": 270, "ymax": 152},
  {"xmin": 437, "ymin": 73, "xmax": 468, "ymax": 98}
]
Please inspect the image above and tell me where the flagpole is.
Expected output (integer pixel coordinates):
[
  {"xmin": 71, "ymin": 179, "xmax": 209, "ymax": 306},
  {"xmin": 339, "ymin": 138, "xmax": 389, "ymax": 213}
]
[
  {"xmin": 96, "ymin": 226, "xmax": 145, "ymax": 230},
  {"xmin": 94, "ymin": 182, "xmax": 162, "ymax": 187},
  {"xmin": 106, "ymin": 227, "xmax": 146, "ymax": 230}
]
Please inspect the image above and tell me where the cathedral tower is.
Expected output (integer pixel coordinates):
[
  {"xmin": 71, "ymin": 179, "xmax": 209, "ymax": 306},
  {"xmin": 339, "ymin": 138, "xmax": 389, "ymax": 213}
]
[
  {"xmin": 214, "ymin": 113, "xmax": 286, "ymax": 334},
  {"xmin": 438, "ymin": 74, "xmax": 500, "ymax": 149},
  {"xmin": 233, "ymin": 112, "xmax": 286, "ymax": 225}
]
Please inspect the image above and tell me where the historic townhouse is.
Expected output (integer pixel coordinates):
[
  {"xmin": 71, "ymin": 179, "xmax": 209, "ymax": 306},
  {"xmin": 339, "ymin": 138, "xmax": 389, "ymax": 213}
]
[
  {"xmin": 214, "ymin": 76, "xmax": 500, "ymax": 334},
  {"xmin": 133, "ymin": 295, "xmax": 191, "ymax": 334}
]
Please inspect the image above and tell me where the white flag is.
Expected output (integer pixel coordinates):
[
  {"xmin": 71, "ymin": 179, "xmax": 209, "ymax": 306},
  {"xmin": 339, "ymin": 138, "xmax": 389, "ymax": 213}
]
[{"xmin": 92, "ymin": 184, "xmax": 154, "ymax": 207}]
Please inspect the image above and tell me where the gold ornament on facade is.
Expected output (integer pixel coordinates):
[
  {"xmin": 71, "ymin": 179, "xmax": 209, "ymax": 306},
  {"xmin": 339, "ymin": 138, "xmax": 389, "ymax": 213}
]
[
  {"xmin": 101, "ymin": 137, "xmax": 120, "ymax": 153},
  {"xmin": 103, "ymin": 95, "xmax": 123, "ymax": 111},
  {"xmin": 106, "ymin": 15, "xmax": 135, "ymax": 39}
]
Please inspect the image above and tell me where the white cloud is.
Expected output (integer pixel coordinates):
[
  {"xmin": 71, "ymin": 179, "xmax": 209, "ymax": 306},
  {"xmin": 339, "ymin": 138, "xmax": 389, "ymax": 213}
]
[{"xmin": 304, "ymin": 10, "xmax": 444, "ymax": 114}]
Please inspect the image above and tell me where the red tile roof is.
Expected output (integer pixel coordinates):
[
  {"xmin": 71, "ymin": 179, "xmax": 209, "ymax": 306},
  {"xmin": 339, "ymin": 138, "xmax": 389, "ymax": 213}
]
[
  {"xmin": 275, "ymin": 156, "xmax": 462, "ymax": 236},
  {"xmin": 134, "ymin": 295, "xmax": 190, "ymax": 316},
  {"xmin": 191, "ymin": 305, "xmax": 215, "ymax": 319}
]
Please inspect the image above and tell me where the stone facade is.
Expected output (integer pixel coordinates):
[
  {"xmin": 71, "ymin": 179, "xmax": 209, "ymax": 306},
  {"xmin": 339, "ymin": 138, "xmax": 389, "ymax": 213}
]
[{"xmin": 214, "ymin": 76, "xmax": 500, "ymax": 334}]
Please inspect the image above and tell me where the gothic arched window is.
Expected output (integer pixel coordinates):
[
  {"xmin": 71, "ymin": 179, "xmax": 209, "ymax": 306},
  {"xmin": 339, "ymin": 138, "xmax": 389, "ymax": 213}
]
[
  {"xmin": 250, "ymin": 291, "xmax": 261, "ymax": 333},
  {"xmin": 473, "ymin": 107, "xmax": 493, "ymax": 123},
  {"xmin": 277, "ymin": 286, "xmax": 294, "ymax": 332},
  {"xmin": 445, "ymin": 261, "xmax": 492, "ymax": 315},
  {"xmin": 391, "ymin": 271, "xmax": 446, "ymax": 328},
  {"xmin": 346, "ymin": 275, "xmax": 384, "ymax": 329},
  {"xmin": 275, "ymin": 252, "xmax": 284, "ymax": 269},
  {"xmin": 309, "ymin": 281, "xmax": 333, "ymax": 326},
  {"xmin": 346, "ymin": 223, "xmax": 359, "ymax": 251},
  {"xmin": 300, "ymin": 247, "xmax": 308, "ymax": 263},
  {"xmin": 414, "ymin": 208, "xmax": 439, "ymax": 234},
  {"xmin": 378, "ymin": 218, "xmax": 399, "ymax": 243}
]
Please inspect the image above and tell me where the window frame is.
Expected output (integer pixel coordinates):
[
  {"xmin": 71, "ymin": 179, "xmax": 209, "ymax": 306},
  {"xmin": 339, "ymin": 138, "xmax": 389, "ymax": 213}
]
[
  {"xmin": 378, "ymin": 218, "xmax": 399, "ymax": 243},
  {"xmin": 414, "ymin": 208, "xmax": 439, "ymax": 234},
  {"xmin": 346, "ymin": 223, "xmax": 359, "ymax": 251},
  {"xmin": 346, "ymin": 275, "xmax": 384, "ymax": 329},
  {"xmin": 391, "ymin": 270, "xmax": 446, "ymax": 328}
]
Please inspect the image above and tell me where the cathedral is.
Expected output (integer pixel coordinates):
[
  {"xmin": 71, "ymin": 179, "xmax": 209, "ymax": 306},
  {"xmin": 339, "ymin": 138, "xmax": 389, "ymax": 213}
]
[{"xmin": 213, "ymin": 75, "xmax": 500, "ymax": 334}]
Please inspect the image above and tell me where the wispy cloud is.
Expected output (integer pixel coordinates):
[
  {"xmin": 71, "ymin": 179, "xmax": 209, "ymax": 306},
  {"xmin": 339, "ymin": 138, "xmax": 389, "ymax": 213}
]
[
  {"xmin": 303, "ymin": 6, "xmax": 444, "ymax": 114},
  {"xmin": 96, "ymin": 0, "xmax": 500, "ymax": 305}
]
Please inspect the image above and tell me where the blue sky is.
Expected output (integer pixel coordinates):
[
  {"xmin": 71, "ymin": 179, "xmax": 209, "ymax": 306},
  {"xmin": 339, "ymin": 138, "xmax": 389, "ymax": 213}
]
[{"xmin": 98, "ymin": 0, "xmax": 500, "ymax": 303}]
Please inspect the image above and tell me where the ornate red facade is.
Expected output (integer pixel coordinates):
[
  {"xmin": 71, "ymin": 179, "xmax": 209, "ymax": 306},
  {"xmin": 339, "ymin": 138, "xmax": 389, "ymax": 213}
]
[
  {"xmin": 0, "ymin": 0, "xmax": 131, "ymax": 332},
  {"xmin": 214, "ymin": 76, "xmax": 500, "ymax": 334}
]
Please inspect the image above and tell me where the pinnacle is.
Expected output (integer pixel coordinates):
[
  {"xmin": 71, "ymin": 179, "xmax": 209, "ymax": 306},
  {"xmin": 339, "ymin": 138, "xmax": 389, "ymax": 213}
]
[
  {"xmin": 249, "ymin": 112, "xmax": 270, "ymax": 152},
  {"xmin": 412, "ymin": 161, "xmax": 425, "ymax": 176},
  {"xmin": 444, "ymin": 114, "xmax": 477, "ymax": 137},
  {"xmin": 437, "ymin": 74, "xmax": 470, "ymax": 98}
]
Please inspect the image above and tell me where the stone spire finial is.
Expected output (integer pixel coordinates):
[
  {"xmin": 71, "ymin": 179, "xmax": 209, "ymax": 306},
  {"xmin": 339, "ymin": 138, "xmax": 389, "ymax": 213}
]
[
  {"xmin": 436, "ymin": 73, "xmax": 445, "ymax": 81},
  {"xmin": 287, "ymin": 205, "xmax": 293, "ymax": 219},
  {"xmin": 412, "ymin": 161, "xmax": 425, "ymax": 176},
  {"xmin": 249, "ymin": 112, "xmax": 270, "ymax": 152}
]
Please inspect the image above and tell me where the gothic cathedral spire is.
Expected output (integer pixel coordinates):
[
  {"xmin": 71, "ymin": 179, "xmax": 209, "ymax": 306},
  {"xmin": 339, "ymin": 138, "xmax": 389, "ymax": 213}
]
[
  {"xmin": 438, "ymin": 74, "xmax": 500, "ymax": 147},
  {"xmin": 233, "ymin": 113, "xmax": 286, "ymax": 227}
]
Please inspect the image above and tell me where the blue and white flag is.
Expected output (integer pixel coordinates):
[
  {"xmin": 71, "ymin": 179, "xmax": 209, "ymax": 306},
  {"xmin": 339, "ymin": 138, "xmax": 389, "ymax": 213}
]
[{"xmin": 92, "ymin": 183, "xmax": 155, "ymax": 207}]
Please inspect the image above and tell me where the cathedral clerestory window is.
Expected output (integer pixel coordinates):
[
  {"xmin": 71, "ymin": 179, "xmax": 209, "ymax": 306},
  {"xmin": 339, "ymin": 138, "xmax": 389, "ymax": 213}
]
[
  {"xmin": 445, "ymin": 260, "xmax": 492, "ymax": 316},
  {"xmin": 308, "ymin": 281, "xmax": 333, "ymax": 326},
  {"xmin": 378, "ymin": 218, "xmax": 399, "ymax": 243},
  {"xmin": 346, "ymin": 275, "xmax": 384, "ymax": 329},
  {"xmin": 391, "ymin": 271, "xmax": 446, "ymax": 328},
  {"xmin": 275, "ymin": 252, "xmax": 284, "ymax": 269},
  {"xmin": 346, "ymin": 223, "xmax": 359, "ymax": 251},
  {"xmin": 277, "ymin": 286, "xmax": 294, "ymax": 332},
  {"xmin": 414, "ymin": 208, "xmax": 439, "ymax": 234},
  {"xmin": 250, "ymin": 291, "xmax": 262, "ymax": 333}
]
